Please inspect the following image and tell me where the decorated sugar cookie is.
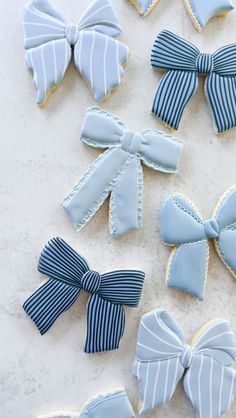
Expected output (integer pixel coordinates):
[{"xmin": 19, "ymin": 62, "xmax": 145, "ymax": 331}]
[
  {"xmin": 23, "ymin": 237, "xmax": 145, "ymax": 353},
  {"xmin": 63, "ymin": 107, "xmax": 184, "ymax": 237},
  {"xmin": 133, "ymin": 308, "xmax": 236, "ymax": 417},
  {"xmin": 184, "ymin": 0, "xmax": 234, "ymax": 32},
  {"xmin": 151, "ymin": 30, "xmax": 236, "ymax": 133},
  {"xmin": 128, "ymin": 0, "xmax": 160, "ymax": 16},
  {"xmin": 22, "ymin": 0, "xmax": 129, "ymax": 106},
  {"xmin": 160, "ymin": 186, "xmax": 236, "ymax": 300},
  {"xmin": 37, "ymin": 388, "xmax": 136, "ymax": 418}
]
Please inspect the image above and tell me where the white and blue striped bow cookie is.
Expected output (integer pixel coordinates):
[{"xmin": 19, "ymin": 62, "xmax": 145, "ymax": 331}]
[
  {"xmin": 23, "ymin": 237, "xmax": 145, "ymax": 353},
  {"xmin": 62, "ymin": 107, "xmax": 184, "ymax": 237},
  {"xmin": 22, "ymin": 0, "xmax": 129, "ymax": 106},
  {"xmin": 160, "ymin": 186, "xmax": 236, "ymax": 301},
  {"xmin": 151, "ymin": 30, "xmax": 236, "ymax": 133},
  {"xmin": 133, "ymin": 309, "xmax": 236, "ymax": 417}
]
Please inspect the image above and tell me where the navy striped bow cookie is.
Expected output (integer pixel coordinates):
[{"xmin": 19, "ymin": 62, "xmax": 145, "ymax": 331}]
[
  {"xmin": 151, "ymin": 30, "xmax": 236, "ymax": 133},
  {"xmin": 23, "ymin": 237, "xmax": 145, "ymax": 353}
]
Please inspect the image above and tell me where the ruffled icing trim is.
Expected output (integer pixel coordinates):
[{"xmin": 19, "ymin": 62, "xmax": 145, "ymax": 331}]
[
  {"xmin": 109, "ymin": 156, "xmax": 143, "ymax": 236},
  {"xmin": 164, "ymin": 194, "xmax": 209, "ymax": 301},
  {"xmin": 184, "ymin": 0, "xmax": 204, "ymax": 32},
  {"xmin": 129, "ymin": 0, "xmax": 160, "ymax": 17},
  {"xmin": 62, "ymin": 149, "xmax": 116, "ymax": 231},
  {"xmin": 81, "ymin": 107, "xmax": 124, "ymax": 149}
]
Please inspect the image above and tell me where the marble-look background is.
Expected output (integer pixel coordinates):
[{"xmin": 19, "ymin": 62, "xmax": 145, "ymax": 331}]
[{"xmin": 1, "ymin": 0, "xmax": 236, "ymax": 417}]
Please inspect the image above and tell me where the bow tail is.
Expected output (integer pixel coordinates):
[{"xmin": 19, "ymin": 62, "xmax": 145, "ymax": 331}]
[
  {"xmin": 133, "ymin": 357, "xmax": 184, "ymax": 414},
  {"xmin": 85, "ymin": 294, "xmax": 125, "ymax": 353},
  {"xmin": 23, "ymin": 279, "xmax": 81, "ymax": 334},
  {"xmin": 205, "ymin": 73, "xmax": 236, "ymax": 133},
  {"xmin": 152, "ymin": 70, "xmax": 198, "ymax": 130},
  {"xmin": 109, "ymin": 155, "xmax": 143, "ymax": 237},
  {"xmin": 62, "ymin": 147, "xmax": 129, "ymax": 231},
  {"xmin": 25, "ymin": 39, "xmax": 71, "ymax": 106},
  {"xmin": 184, "ymin": 355, "xmax": 236, "ymax": 418}
]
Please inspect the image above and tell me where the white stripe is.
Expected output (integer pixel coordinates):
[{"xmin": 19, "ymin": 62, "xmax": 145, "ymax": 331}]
[
  {"xmin": 52, "ymin": 41, "xmax": 57, "ymax": 84},
  {"xmin": 198, "ymin": 355, "xmax": 204, "ymax": 418},
  {"xmin": 141, "ymin": 362, "xmax": 150, "ymax": 413},
  {"xmin": 62, "ymin": 42, "xmax": 68, "ymax": 78},
  {"xmin": 41, "ymin": 46, "xmax": 47, "ymax": 100},
  {"xmin": 103, "ymin": 36, "xmax": 108, "ymax": 97},
  {"xmin": 137, "ymin": 361, "xmax": 140, "ymax": 379},
  {"xmin": 186, "ymin": 366, "xmax": 194, "ymax": 405},
  {"xmin": 22, "ymin": 22, "xmax": 64, "ymax": 32},
  {"xmin": 79, "ymin": 4, "xmax": 110, "ymax": 28},
  {"xmin": 218, "ymin": 365, "xmax": 224, "ymax": 416},
  {"xmin": 137, "ymin": 342, "xmax": 180, "ymax": 356},
  {"xmin": 141, "ymin": 320, "xmax": 181, "ymax": 349},
  {"xmin": 152, "ymin": 361, "xmax": 160, "ymax": 409},
  {"xmin": 25, "ymin": 6, "xmax": 65, "ymax": 27},
  {"xmin": 78, "ymin": 19, "xmax": 120, "ymax": 31},
  {"xmin": 163, "ymin": 358, "xmax": 170, "ymax": 403},
  {"xmin": 196, "ymin": 331, "xmax": 233, "ymax": 350},
  {"xmin": 170, "ymin": 359, "xmax": 180, "ymax": 398},
  {"xmin": 154, "ymin": 310, "xmax": 183, "ymax": 345},
  {"xmin": 25, "ymin": 34, "xmax": 63, "ymax": 41},
  {"xmin": 209, "ymin": 357, "xmax": 213, "ymax": 418},
  {"xmin": 89, "ymin": 32, "xmax": 96, "ymax": 91},
  {"xmin": 228, "ymin": 372, "xmax": 235, "ymax": 410}
]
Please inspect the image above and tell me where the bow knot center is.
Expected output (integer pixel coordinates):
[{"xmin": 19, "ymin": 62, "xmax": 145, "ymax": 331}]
[
  {"xmin": 204, "ymin": 218, "xmax": 219, "ymax": 239},
  {"xmin": 120, "ymin": 131, "xmax": 143, "ymax": 155},
  {"xmin": 196, "ymin": 53, "xmax": 213, "ymax": 75},
  {"xmin": 65, "ymin": 23, "xmax": 79, "ymax": 45},
  {"xmin": 180, "ymin": 344, "xmax": 193, "ymax": 369},
  {"xmin": 81, "ymin": 270, "xmax": 101, "ymax": 294}
]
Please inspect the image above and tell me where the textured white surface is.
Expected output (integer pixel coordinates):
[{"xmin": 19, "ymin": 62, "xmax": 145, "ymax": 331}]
[{"xmin": 1, "ymin": 1, "xmax": 236, "ymax": 417}]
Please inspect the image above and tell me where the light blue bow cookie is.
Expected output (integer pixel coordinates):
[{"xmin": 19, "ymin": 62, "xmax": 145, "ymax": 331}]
[
  {"xmin": 37, "ymin": 388, "xmax": 136, "ymax": 418},
  {"xmin": 160, "ymin": 186, "xmax": 236, "ymax": 301},
  {"xmin": 151, "ymin": 30, "xmax": 236, "ymax": 133},
  {"xmin": 22, "ymin": 0, "xmax": 129, "ymax": 106},
  {"xmin": 63, "ymin": 107, "xmax": 184, "ymax": 237},
  {"xmin": 128, "ymin": 0, "xmax": 159, "ymax": 16},
  {"xmin": 133, "ymin": 308, "xmax": 236, "ymax": 417},
  {"xmin": 23, "ymin": 237, "xmax": 145, "ymax": 353},
  {"xmin": 185, "ymin": 0, "xmax": 234, "ymax": 32}
]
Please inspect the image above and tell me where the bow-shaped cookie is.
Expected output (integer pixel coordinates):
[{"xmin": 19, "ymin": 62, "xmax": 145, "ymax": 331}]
[
  {"xmin": 151, "ymin": 30, "xmax": 236, "ymax": 133},
  {"xmin": 62, "ymin": 107, "xmax": 184, "ymax": 237},
  {"xmin": 37, "ymin": 388, "xmax": 136, "ymax": 418},
  {"xmin": 22, "ymin": 0, "xmax": 129, "ymax": 106},
  {"xmin": 160, "ymin": 186, "xmax": 236, "ymax": 300},
  {"xmin": 23, "ymin": 237, "xmax": 145, "ymax": 353},
  {"xmin": 133, "ymin": 308, "xmax": 236, "ymax": 417}
]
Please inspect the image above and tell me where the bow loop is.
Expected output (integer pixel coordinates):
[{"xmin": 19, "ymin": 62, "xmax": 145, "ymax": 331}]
[
  {"xmin": 81, "ymin": 270, "xmax": 101, "ymax": 294},
  {"xmin": 196, "ymin": 53, "xmax": 213, "ymax": 74}
]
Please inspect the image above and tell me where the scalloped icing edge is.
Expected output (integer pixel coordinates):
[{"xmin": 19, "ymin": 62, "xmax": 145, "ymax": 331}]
[
  {"xmin": 163, "ymin": 193, "xmax": 210, "ymax": 301},
  {"xmin": 129, "ymin": 0, "xmax": 161, "ymax": 16},
  {"xmin": 109, "ymin": 155, "xmax": 143, "ymax": 236},
  {"xmin": 37, "ymin": 387, "xmax": 127, "ymax": 418},
  {"xmin": 184, "ymin": 0, "xmax": 234, "ymax": 32},
  {"xmin": 212, "ymin": 185, "xmax": 236, "ymax": 280}
]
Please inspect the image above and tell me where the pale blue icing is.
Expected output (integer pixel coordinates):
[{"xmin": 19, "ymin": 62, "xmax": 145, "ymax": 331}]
[
  {"xmin": 22, "ymin": 0, "xmax": 129, "ymax": 105},
  {"xmin": 160, "ymin": 186, "xmax": 236, "ymax": 300},
  {"xmin": 37, "ymin": 388, "xmax": 136, "ymax": 418},
  {"xmin": 133, "ymin": 308, "xmax": 236, "ymax": 416},
  {"xmin": 188, "ymin": 0, "xmax": 234, "ymax": 29},
  {"xmin": 132, "ymin": 0, "xmax": 155, "ymax": 15},
  {"xmin": 63, "ymin": 107, "xmax": 184, "ymax": 237}
]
